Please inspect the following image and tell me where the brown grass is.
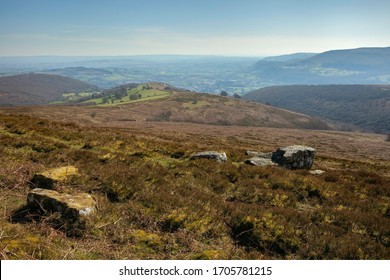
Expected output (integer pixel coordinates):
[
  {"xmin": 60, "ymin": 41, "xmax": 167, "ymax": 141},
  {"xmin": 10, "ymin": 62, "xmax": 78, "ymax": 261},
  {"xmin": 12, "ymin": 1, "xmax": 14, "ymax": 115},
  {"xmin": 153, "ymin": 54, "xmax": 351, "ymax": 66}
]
[
  {"xmin": 0, "ymin": 112, "xmax": 389, "ymax": 260},
  {"xmin": 0, "ymin": 89, "xmax": 331, "ymax": 130}
]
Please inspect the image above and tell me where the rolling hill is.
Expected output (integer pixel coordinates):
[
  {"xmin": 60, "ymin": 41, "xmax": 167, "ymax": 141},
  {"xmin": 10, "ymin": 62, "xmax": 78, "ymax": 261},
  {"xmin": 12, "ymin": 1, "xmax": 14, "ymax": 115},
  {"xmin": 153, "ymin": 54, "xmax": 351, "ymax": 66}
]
[
  {"xmin": 252, "ymin": 47, "xmax": 390, "ymax": 84},
  {"xmin": 243, "ymin": 84, "xmax": 390, "ymax": 133},
  {"xmin": 0, "ymin": 73, "xmax": 97, "ymax": 106},
  {"xmin": 0, "ymin": 82, "xmax": 332, "ymax": 131}
]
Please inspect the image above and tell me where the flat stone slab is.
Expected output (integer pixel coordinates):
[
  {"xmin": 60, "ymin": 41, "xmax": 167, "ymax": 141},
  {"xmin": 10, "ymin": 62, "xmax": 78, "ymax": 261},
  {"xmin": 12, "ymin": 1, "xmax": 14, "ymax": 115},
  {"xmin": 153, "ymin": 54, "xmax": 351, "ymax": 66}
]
[
  {"xmin": 190, "ymin": 151, "xmax": 227, "ymax": 162},
  {"xmin": 27, "ymin": 188, "xmax": 96, "ymax": 220},
  {"xmin": 271, "ymin": 145, "xmax": 316, "ymax": 170},
  {"xmin": 30, "ymin": 166, "xmax": 78, "ymax": 189},
  {"xmin": 245, "ymin": 151, "xmax": 272, "ymax": 158},
  {"xmin": 245, "ymin": 157, "xmax": 276, "ymax": 166}
]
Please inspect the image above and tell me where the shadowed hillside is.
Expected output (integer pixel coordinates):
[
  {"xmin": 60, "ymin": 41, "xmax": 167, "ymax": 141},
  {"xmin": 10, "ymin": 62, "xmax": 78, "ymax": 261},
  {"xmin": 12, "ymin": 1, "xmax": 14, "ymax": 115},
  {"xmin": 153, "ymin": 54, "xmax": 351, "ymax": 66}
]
[
  {"xmin": 0, "ymin": 73, "xmax": 97, "ymax": 106},
  {"xmin": 244, "ymin": 84, "xmax": 390, "ymax": 133}
]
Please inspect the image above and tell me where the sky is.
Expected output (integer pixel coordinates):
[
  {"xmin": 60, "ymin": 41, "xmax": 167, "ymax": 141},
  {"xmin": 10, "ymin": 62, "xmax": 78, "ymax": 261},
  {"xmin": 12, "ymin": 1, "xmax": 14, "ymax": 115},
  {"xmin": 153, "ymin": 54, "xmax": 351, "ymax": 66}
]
[{"xmin": 0, "ymin": 0, "xmax": 389, "ymax": 56}]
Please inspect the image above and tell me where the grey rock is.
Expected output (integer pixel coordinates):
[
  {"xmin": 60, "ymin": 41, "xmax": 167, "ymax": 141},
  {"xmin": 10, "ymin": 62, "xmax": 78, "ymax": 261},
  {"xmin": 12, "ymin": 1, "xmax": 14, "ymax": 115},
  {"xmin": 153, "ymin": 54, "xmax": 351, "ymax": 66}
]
[
  {"xmin": 27, "ymin": 188, "xmax": 96, "ymax": 220},
  {"xmin": 245, "ymin": 151, "xmax": 272, "ymax": 158},
  {"xmin": 271, "ymin": 145, "xmax": 316, "ymax": 170},
  {"xmin": 245, "ymin": 157, "xmax": 276, "ymax": 166},
  {"xmin": 190, "ymin": 151, "xmax": 227, "ymax": 162}
]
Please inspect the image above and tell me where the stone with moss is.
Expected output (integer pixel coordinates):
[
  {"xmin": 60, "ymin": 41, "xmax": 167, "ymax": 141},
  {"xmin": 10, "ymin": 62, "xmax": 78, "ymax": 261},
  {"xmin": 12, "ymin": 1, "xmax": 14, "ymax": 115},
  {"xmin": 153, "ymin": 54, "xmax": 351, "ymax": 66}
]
[
  {"xmin": 27, "ymin": 188, "xmax": 96, "ymax": 220},
  {"xmin": 29, "ymin": 166, "xmax": 78, "ymax": 190}
]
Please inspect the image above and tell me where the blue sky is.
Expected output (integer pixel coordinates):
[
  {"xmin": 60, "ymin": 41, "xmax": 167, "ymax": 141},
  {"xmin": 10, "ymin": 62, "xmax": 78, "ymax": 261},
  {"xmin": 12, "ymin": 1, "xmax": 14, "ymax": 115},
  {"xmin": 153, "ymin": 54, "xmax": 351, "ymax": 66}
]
[{"xmin": 1, "ymin": 0, "xmax": 389, "ymax": 56}]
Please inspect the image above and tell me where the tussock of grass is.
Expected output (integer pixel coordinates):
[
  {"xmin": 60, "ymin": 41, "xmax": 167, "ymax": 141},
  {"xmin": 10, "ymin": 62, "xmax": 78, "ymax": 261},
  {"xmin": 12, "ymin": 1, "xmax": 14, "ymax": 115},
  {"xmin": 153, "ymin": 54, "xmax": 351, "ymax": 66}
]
[{"xmin": 0, "ymin": 113, "xmax": 389, "ymax": 259}]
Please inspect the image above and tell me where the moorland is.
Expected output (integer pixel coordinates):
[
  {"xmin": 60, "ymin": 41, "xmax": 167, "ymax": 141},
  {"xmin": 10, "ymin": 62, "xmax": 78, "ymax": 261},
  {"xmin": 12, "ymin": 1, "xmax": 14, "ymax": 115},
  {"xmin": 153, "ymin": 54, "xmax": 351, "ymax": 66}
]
[{"xmin": 0, "ymin": 82, "xmax": 389, "ymax": 259}]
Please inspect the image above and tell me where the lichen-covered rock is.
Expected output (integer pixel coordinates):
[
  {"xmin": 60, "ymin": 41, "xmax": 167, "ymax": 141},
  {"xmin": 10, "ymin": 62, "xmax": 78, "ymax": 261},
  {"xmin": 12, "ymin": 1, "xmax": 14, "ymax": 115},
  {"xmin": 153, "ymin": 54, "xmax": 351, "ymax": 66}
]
[
  {"xmin": 271, "ymin": 145, "xmax": 316, "ymax": 170},
  {"xmin": 27, "ymin": 188, "xmax": 96, "ymax": 220},
  {"xmin": 190, "ymin": 151, "xmax": 227, "ymax": 162},
  {"xmin": 29, "ymin": 166, "xmax": 78, "ymax": 189},
  {"xmin": 245, "ymin": 157, "xmax": 276, "ymax": 166}
]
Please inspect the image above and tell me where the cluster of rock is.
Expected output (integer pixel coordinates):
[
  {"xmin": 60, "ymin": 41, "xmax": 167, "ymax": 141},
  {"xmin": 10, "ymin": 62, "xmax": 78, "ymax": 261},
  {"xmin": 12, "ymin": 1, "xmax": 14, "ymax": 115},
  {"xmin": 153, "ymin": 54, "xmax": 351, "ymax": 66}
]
[
  {"xmin": 18, "ymin": 146, "xmax": 320, "ymax": 231},
  {"xmin": 191, "ymin": 145, "xmax": 318, "ymax": 171},
  {"xmin": 25, "ymin": 166, "xmax": 96, "ymax": 226}
]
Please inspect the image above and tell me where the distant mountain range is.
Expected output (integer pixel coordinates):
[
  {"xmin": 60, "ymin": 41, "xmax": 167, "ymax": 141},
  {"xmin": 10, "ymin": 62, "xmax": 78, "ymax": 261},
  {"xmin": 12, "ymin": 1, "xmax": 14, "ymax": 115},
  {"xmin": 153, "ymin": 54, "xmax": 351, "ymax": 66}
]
[
  {"xmin": 0, "ymin": 73, "xmax": 97, "ymax": 106},
  {"xmin": 244, "ymin": 84, "xmax": 390, "ymax": 133},
  {"xmin": 251, "ymin": 47, "xmax": 390, "ymax": 84},
  {"xmin": 1, "ymin": 47, "xmax": 389, "ymax": 92}
]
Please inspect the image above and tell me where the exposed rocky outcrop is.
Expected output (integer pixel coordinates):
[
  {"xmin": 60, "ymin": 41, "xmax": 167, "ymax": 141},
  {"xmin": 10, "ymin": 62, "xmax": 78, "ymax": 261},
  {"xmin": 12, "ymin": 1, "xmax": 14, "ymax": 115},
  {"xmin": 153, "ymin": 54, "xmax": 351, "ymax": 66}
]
[
  {"xmin": 190, "ymin": 151, "xmax": 227, "ymax": 162},
  {"xmin": 29, "ymin": 166, "xmax": 78, "ymax": 190},
  {"xmin": 271, "ymin": 145, "xmax": 316, "ymax": 170},
  {"xmin": 27, "ymin": 188, "xmax": 96, "ymax": 220},
  {"xmin": 245, "ymin": 145, "xmax": 316, "ymax": 169}
]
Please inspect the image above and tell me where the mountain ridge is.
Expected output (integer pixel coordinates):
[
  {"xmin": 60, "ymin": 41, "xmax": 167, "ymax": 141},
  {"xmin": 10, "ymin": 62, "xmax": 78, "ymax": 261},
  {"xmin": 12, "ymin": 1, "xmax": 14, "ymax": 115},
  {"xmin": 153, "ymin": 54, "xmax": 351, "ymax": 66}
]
[{"xmin": 252, "ymin": 46, "xmax": 390, "ymax": 84}]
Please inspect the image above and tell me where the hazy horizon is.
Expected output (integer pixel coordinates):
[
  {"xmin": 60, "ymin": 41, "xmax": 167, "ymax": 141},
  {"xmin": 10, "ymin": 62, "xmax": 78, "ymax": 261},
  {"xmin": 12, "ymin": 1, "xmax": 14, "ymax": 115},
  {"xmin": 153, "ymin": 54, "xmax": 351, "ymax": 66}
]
[{"xmin": 1, "ymin": 0, "xmax": 390, "ymax": 57}]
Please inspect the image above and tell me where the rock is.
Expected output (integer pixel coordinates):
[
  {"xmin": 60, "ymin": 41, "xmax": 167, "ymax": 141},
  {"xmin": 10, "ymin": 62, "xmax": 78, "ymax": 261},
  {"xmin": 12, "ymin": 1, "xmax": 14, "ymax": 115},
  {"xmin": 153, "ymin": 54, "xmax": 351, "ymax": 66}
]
[
  {"xmin": 271, "ymin": 145, "xmax": 316, "ymax": 170},
  {"xmin": 245, "ymin": 157, "xmax": 276, "ymax": 166},
  {"xmin": 29, "ymin": 166, "xmax": 78, "ymax": 190},
  {"xmin": 310, "ymin": 169, "xmax": 325, "ymax": 175},
  {"xmin": 27, "ymin": 188, "xmax": 96, "ymax": 220},
  {"xmin": 245, "ymin": 151, "xmax": 272, "ymax": 158},
  {"xmin": 190, "ymin": 151, "xmax": 227, "ymax": 162}
]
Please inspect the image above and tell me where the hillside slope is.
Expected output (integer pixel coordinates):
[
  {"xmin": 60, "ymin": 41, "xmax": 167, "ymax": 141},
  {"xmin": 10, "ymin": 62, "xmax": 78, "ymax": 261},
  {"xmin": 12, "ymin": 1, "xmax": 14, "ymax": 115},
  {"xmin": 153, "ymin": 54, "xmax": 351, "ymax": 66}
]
[
  {"xmin": 244, "ymin": 84, "xmax": 390, "ymax": 133},
  {"xmin": 0, "ymin": 113, "xmax": 389, "ymax": 259},
  {"xmin": 252, "ymin": 47, "xmax": 390, "ymax": 84},
  {"xmin": 0, "ymin": 73, "xmax": 97, "ymax": 106},
  {"xmin": 0, "ymin": 83, "xmax": 332, "ymax": 130}
]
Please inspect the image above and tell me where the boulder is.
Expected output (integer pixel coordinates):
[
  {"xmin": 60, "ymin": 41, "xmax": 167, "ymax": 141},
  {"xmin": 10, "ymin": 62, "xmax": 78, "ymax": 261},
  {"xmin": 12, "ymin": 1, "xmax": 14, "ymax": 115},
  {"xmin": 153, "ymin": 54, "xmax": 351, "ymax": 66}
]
[
  {"xmin": 29, "ymin": 166, "xmax": 78, "ymax": 190},
  {"xmin": 245, "ymin": 157, "xmax": 276, "ymax": 166},
  {"xmin": 271, "ymin": 145, "xmax": 316, "ymax": 170},
  {"xmin": 190, "ymin": 151, "xmax": 227, "ymax": 162},
  {"xmin": 27, "ymin": 188, "xmax": 96, "ymax": 220}
]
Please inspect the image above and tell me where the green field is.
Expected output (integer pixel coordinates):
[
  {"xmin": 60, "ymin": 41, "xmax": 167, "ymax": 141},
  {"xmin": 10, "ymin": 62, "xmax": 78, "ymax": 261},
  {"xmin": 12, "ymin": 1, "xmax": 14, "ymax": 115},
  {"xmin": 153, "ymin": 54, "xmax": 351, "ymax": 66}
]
[{"xmin": 86, "ymin": 85, "xmax": 172, "ymax": 106}]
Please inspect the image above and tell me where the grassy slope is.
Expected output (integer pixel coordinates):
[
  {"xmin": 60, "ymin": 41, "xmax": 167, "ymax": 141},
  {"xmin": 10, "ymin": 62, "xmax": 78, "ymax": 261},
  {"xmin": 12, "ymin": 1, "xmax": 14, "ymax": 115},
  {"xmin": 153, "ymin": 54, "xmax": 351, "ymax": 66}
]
[
  {"xmin": 0, "ymin": 113, "xmax": 389, "ymax": 259},
  {"xmin": 0, "ymin": 84, "xmax": 332, "ymax": 130}
]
